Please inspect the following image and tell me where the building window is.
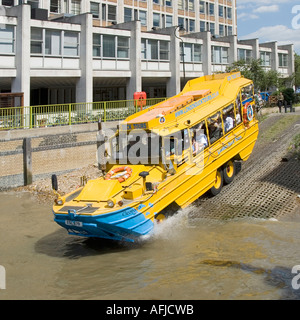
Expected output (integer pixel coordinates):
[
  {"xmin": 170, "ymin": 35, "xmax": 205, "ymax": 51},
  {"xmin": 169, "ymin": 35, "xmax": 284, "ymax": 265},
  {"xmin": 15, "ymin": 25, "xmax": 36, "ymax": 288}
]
[
  {"xmin": 209, "ymin": 22, "xmax": 215, "ymax": 35},
  {"xmin": 260, "ymin": 51, "xmax": 271, "ymax": 66},
  {"xmin": 0, "ymin": 25, "xmax": 14, "ymax": 54},
  {"xmin": 141, "ymin": 40, "xmax": 146, "ymax": 59},
  {"xmin": 45, "ymin": 30, "xmax": 61, "ymax": 55},
  {"xmin": 153, "ymin": 0, "xmax": 160, "ymax": 4},
  {"xmin": 107, "ymin": 5, "xmax": 117, "ymax": 21},
  {"xmin": 93, "ymin": 34, "xmax": 101, "ymax": 57},
  {"xmin": 219, "ymin": 5, "xmax": 224, "ymax": 18},
  {"xmin": 31, "ymin": 29, "xmax": 80, "ymax": 57},
  {"xmin": 193, "ymin": 44, "xmax": 202, "ymax": 62},
  {"xmin": 212, "ymin": 46, "xmax": 228, "ymax": 64},
  {"xmin": 149, "ymin": 39, "xmax": 158, "ymax": 60},
  {"xmin": 189, "ymin": 19, "xmax": 195, "ymax": 32},
  {"xmin": 50, "ymin": 0, "xmax": 60, "ymax": 13},
  {"xmin": 63, "ymin": 32, "xmax": 79, "ymax": 56},
  {"xmin": 64, "ymin": 0, "xmax": 69, "ymax": 13},
  {"xmin": 142, "ymin": 38, "xmax": 170, "ymax": 61},
  {"xmin": 71, "ymin": 0, "xmax": 81, "ymax": 15},
  {"xmin": 186, "ymin": 0, "xmax": 195, "ymax": 11},
  {"xmin": 227, "ymin": 7, "xmax": 232, "ymax": 19},
  {"xmin": 200, "ymin": 21, "xmax": 205, "ymax": 32},
  {"xmin": 228, "ymin": 26, "xmax": 233, "ymax": 35},
  {"xmin": 178, "ymin": 17, "xmax": 184, "ymax": 28},
  {"xmin": 31, "ymin": 28, "xmax": 43, "ymax": 54},
  {"xmin": 139, "ymin": 10, "xmax": 147, "ymax": 26},
  {"xmin": 160, "ymin": 40, "xmax": 169, "ymax": 60},
  {"xmin": 165, "ymin": 0, "xmax": 172, "ymax": 7},
  {"xmin": 93, "ymin": 34, "xmax": 129, "ymax": 59},
  {"xmin": 219, "ymin": 24, "xmax": 224, "ymax": 36},
  {"xmin": 101, "ymin": 4, "xmax": 117, "ymax": 21},
  {"xmin": 166, "ymin": 15, "xmax": 173, "ymax": 27},
  {"xmin": 124, "ymin": 7, "xmax": 132, "ymax": 22},
  {"xmin": 238, "ymin": 49, "xmax": 252, "ymax": 63},
  {"xmin": 117, "ymin": 37, "xmax": 129, "ymax": 59},
  {"xmin": 187, "ymin": 1, "xmax": 195, "ymax": 10},
  {"xmin": 178, "ymin": 0, "xmax": 184, "ymax": 10},
  {"xmin": 278, "ymin": 53, "xmax": 288, "ymax": 67},
  {"xmin": 103, "ymin": 35, "xmax": 115, "ymax": 58},
  {"xmin": 199, "ymin": 1, "xmax": 205, "ymax": 13},
  {"xmin": 181, "ymin": 43, "xmax": 202, "ymax": 62},
  {"xmin": 90, "ymin": 2, "xmax": 100, "ymax": 18},
  {"xmin": 153, "ymin": 13, "xmax": 160, "ymax": 27},
  {"xmin": 209, "ymin": 3, "xmax": 214, "ymax": 15}
]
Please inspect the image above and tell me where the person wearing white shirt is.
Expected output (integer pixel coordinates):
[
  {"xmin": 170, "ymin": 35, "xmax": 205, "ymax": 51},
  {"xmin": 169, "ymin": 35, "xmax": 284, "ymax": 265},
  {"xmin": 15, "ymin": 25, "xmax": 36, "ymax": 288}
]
[{"xmin": 225, "ymin": 115, "xmax": 234, "ymax": 133}]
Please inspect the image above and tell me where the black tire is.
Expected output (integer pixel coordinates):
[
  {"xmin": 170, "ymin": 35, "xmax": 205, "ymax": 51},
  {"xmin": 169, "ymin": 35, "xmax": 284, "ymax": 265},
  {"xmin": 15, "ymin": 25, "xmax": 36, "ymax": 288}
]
[
  {"xmin": 223, "ymin": 160, "xmax": 236, "ymax": 185},
  {"xmin": 210, "ymin": 169, "xmax": 223, "ymax": 196}
]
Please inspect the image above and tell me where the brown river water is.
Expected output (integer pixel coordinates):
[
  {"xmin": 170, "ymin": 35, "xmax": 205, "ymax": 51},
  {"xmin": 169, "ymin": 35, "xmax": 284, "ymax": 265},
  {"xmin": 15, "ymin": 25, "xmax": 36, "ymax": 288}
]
[{"xmin": 1, "ymin": 190, "xmax": 300, "ymax": 300}]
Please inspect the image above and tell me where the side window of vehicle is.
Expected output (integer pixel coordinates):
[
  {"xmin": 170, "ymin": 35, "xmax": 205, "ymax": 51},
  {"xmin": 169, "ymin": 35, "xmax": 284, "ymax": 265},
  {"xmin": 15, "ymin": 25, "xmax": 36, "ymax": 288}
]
[
  {"xmin": 235, "ymin": 94, "xmax": 242, "ymax": 125},
  {"xmin": 222, "ymin": 104, "xmax": 235, "ymax": 133},
  {"xmin": 207, "ymin": 111, "xmax": 223, "ymax": 145},
  {"xmin": 190, "ymin": 121, "xmax": 209, "ymax": 156},
  {"xmin": 241, "ymin": 84, "xmax": 254, "ymax": 102}
]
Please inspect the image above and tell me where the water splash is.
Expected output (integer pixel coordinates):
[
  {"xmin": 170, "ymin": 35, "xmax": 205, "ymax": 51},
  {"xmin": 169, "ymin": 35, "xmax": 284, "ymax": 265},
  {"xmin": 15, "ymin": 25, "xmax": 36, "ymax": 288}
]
[{"xmin": 149, "ymin": 206, "xmax": 196, "ymax": 241}]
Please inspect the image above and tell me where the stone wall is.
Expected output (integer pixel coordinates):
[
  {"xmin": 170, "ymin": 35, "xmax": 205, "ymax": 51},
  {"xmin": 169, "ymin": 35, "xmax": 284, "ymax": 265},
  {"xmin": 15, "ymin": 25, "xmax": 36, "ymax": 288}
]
[{"xmin": 0, "ymin": 122, "xmax": 117, "ymax": 189}]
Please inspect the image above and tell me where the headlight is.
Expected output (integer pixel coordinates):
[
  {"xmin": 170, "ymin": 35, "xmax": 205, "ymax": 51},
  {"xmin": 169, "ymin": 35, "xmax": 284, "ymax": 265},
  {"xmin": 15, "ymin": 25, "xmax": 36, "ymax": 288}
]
[
  {"xmin": 107, "ymin": 198, "xmax": 116, "ymax": 208},
  {"xmin": 55, "ymin": 197, "xmax": 65, "ymax": 206}
]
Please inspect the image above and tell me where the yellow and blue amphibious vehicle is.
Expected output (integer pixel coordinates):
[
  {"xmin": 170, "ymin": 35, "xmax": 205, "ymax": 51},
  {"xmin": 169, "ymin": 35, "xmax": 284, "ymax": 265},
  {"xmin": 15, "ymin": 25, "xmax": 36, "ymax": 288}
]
[{"xmin": 52, "ymin": 72, "xmax": 259, "ymax": 242}]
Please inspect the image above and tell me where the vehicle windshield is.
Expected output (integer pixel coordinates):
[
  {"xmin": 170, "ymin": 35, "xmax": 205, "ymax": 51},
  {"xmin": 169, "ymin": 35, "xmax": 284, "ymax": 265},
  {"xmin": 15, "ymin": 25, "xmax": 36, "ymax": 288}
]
[{"xmin": 110, "ymin": 131, "xmax": 161, "ymax": 165}]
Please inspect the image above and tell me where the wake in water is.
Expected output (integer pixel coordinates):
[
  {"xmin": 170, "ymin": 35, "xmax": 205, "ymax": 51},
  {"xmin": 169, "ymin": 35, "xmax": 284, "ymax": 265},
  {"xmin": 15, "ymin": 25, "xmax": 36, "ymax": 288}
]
[{"xmin": 139, "ymin": 205, "xmax": 198, "ymax": 243}]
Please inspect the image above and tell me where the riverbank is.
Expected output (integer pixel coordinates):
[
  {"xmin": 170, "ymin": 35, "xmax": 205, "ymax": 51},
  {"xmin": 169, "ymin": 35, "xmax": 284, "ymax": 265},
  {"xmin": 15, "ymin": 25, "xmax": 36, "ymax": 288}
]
[{"xmin": 13, "ymin": 163, "xmax": 102, "ymax": 204}]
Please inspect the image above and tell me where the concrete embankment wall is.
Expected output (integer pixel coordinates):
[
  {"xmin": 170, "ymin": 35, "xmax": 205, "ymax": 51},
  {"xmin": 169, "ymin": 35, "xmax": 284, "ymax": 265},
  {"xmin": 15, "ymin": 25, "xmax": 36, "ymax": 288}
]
[{"xmin": 0, "ymin": 122, "xmax": 118, "ymax": 189}]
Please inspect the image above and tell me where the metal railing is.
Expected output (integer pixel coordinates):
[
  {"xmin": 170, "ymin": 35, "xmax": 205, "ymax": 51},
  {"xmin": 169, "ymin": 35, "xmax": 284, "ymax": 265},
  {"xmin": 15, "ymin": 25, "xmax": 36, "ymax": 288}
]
[{"xmin": 0, "ymin": 97, "xmax": 166, "ymax": 130}]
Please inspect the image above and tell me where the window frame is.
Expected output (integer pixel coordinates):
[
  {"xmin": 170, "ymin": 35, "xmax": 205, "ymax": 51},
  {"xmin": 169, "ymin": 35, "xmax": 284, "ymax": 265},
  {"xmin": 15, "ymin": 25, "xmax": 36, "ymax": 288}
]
[
  {"xmin": 63, "ymin": 31, "xmax": 79, "ymax": 57},
  {"xmin": 90, "ymin": 2, "xmax": 100, "ymax": 19},
  {"xmin": 278, "ymin": 53, "xmax": 288, "ymax": 67},
  {"xmin": 260, "ymin": 51, "xmax": 271, "ymax": 67},
  {"xmin": 0, "ymin": 25, "xmax": 15, "ymax": 55},
  {"xmin": 71, "ymin": 0, "xmax": 81, "ymax": 15},
  {"xmin": 107, "ymin": 4, "xmax": 117, "ymax": 21},
  {"xmin": 30, "ymin": 27, "xmax": 43, "ymax": 54},
  {"xmin": 141, "ymin": 38, "xmax": 170, "ymax": 62},
  {"xmin": 50, "ymin": 0, "xmax": 60, "ymax": 13},
  {"xmin": 93, "ymin": 34, "xmax": 130, "ymax": 60},
  {"xmin": 212, "ymin": 46, "xmax": 228, "ymax": 64},
  {"xmin": 180, "ymin": 42, "xmax": 202, "ymax": 63}
]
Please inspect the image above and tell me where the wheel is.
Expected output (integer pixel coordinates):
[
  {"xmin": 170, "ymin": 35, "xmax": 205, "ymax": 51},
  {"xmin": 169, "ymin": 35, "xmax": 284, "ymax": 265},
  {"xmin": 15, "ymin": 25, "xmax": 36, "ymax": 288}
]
[
  {"xmin": 210, "ymin": 169, "xmax": 223, "ymax": 196},
  {"xmin": 223, "ymin": 160, "xmax": 236, "ymax": 185}
]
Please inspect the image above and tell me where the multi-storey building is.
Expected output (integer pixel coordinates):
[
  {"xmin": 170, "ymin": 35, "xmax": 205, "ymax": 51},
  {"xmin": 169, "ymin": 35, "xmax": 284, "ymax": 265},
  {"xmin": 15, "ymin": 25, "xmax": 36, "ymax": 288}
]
[{"xmin": 0, "ymin": 1, "xmax": 294, "ymax": 107}]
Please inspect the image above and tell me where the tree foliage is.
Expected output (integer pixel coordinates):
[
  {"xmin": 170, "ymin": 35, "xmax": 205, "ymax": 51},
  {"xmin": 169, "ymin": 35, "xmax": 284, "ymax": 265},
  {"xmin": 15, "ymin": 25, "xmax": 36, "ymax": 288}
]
[{"xmin": 226, "ymin": 59, "xmax": 280, "ymax": 91}]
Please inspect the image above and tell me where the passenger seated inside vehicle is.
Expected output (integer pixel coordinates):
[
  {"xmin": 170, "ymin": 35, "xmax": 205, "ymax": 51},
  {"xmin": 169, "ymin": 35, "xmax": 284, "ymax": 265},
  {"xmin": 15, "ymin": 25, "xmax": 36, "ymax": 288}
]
[
  {"xmin": 191, "ymin": 122, "xmax": 208, "ymax": 156},
  {"xmin": 208, "ymin": 113, "xmax": 223, "ymax": 144},
  {"xmin": 235, "ymin": 97, "xmax": 242, "ymax": 124},
  {"xmin": 222, "ymin": 105, "xmax": 235, "ymax": 133},
  {"xmin": 241, "ymin": 85, "xmax": 254, "ymax": 101}
]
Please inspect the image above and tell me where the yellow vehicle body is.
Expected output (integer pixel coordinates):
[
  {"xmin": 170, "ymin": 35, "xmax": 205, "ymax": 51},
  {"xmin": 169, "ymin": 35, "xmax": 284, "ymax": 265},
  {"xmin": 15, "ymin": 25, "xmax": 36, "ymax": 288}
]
[{"xmin": 52, "ymin": 72, "xmax": 259, "ymax": 242}]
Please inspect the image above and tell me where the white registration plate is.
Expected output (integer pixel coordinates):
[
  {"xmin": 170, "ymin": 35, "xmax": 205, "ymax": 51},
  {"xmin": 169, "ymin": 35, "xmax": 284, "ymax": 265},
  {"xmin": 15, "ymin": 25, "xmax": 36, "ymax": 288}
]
[{"xmin": 65, "ymin": 220, "xmax": 83, "ymax": 227}]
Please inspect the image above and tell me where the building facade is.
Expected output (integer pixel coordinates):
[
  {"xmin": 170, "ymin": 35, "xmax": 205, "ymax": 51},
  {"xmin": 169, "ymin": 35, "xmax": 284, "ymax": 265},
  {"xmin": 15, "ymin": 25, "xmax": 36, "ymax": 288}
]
[{"xmin": 0, "ymin": 1, "xmax": 295, "ymax": 107}]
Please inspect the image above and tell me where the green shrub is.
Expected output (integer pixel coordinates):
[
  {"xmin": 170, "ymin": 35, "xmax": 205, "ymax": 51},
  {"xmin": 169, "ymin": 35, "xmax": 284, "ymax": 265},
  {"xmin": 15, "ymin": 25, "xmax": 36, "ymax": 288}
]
[{"xmin": 283, "ymin": 88, "xmax": 295, "ymax": 103}]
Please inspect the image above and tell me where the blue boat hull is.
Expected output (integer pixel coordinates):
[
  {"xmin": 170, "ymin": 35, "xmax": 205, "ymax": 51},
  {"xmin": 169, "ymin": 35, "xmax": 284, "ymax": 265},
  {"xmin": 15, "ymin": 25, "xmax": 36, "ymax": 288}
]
[{"xmin": 54, "ymin": 206, "xmax": 154, "ymax": 242}]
